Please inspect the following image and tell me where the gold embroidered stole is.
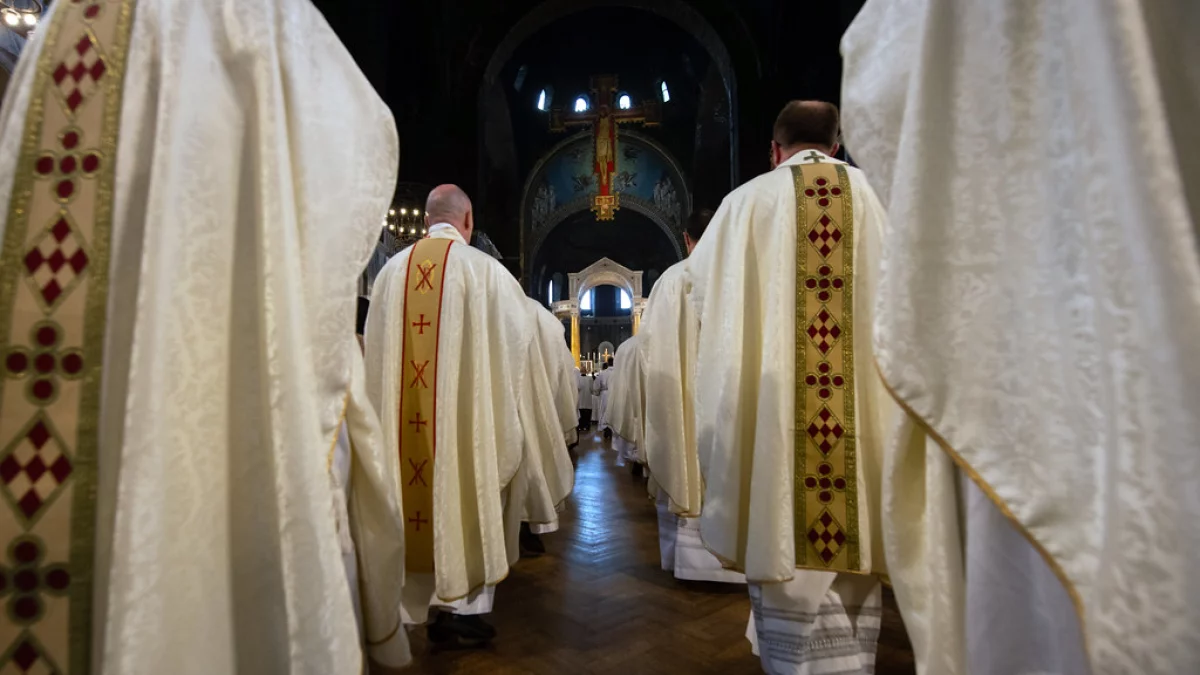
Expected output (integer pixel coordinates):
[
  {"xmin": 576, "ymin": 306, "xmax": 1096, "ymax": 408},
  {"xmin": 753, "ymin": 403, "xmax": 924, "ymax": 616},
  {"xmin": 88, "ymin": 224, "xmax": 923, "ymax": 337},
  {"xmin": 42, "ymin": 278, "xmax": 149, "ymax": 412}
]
[
  {"xmin": 0, "ymin": 1, "xmax": 135, "ymax": 672},
  {"xmin": 399, "ymin": 238, "xmax": 454, "ymax": 574},
  {"xmin": 792, "ymin": 163, "xmax": 861, "ymax": 573}
]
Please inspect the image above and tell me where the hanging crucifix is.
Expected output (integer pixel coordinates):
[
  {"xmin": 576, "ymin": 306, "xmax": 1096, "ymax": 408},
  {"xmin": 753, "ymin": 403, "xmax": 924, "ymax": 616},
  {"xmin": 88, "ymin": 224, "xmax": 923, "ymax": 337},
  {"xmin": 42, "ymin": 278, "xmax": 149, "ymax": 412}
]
[{"xmin": 550, "ymin": 75, "xmax": 661, "ymax": 220}]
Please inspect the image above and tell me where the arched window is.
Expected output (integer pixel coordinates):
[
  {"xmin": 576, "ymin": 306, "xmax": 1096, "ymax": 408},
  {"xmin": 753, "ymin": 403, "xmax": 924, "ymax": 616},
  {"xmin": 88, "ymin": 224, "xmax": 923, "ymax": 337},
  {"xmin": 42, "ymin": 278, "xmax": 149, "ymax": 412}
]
[
  {"xmin": 660, "ymin": 81, "xmax": 671, "ymax": 103},
  {"xmin": 536, "ymin": 89, "xmax": 548, "ymax": 111},
  {"xmin": 547, "ymin": 279, "xmax": 555, "ymax": 302},
  {"xmin": 573, "ymin": 96, "xmax": 589, "ymax": 113},
  {"xmin": 619, "ymin": 289, "xmax": 632, "ymax": 310},
  {"xmin": 580, "ymin": 289, "xmax": 594, "ymax": 312},
  {"xmin": 618, "ymin": 93, "xmax": 632, "ymax": 110}
]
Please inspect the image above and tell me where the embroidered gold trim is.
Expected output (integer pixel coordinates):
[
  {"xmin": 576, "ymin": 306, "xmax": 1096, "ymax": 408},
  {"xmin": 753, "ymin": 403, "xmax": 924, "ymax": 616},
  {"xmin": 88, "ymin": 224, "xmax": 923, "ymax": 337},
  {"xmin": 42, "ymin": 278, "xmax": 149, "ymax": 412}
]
[
  {"xmin": 326, "ymin": 389, "xmax": 350, "ymax": 473},
  {"xmin": 398, "ymin": 238, "xmax": 453, "ymax": 575},
  {"xmin": 0, "ymin": 1, "xmax": 137, "ymax": 672},
  {"xmin": 791, "ymin": 163, "xmax": 860, "ymax": 572}
]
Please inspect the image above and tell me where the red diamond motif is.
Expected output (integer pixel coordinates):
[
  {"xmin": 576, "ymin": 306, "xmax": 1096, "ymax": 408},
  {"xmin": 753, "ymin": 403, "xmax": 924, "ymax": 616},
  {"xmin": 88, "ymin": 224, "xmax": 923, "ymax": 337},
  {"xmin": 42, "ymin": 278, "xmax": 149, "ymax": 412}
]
[
  {"xmin": 53, "ymin": 32, "xmax": 107, "ymax": 114},
  {"xmin": 807, "ymin": 509, "xmax": 846, "ymax": 566},
  {"xmin": 806, "ymin": 406, "xmax": 845, "ymax": 455},
  {"xmin": 12, "ymin": 639, "xmax": 39, "ymax": 670},
  {"xmin": 807, "ymin": 213, "xmax": 843, "ymax": 258},
  {"xmin": 24, "ymin": 216, "xmax": 89, "ymax": 310},
  {"xmin": 3, "ymin": 634, "xmax": 59, "ymax": 673},
  {"xmin": 806, "ymin": 308, "xmax": 843, "ymax": 355},
  {"xmin": 1, "ymin": 417, "xmax": 73, "ymax": 523}
]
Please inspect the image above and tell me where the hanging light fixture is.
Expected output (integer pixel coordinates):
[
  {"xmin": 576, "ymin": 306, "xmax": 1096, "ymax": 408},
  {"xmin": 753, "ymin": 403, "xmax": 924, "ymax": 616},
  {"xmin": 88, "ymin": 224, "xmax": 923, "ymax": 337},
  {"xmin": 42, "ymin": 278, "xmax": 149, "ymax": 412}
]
[{"xmin": 1, "ymin": 1, "xmax": 44, "ymax": 35}]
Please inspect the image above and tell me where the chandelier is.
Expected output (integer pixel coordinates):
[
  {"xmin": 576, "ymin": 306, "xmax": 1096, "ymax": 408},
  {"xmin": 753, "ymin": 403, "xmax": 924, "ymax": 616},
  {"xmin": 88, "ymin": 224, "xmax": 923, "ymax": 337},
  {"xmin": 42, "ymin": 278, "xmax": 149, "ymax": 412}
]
[
  {"xmin": 378, "ymin": 181, "xmax": 434, "ymax": 256},
  {"xmin": 1, "ymin": 0, "xmax": 43, "ymax": 35}
]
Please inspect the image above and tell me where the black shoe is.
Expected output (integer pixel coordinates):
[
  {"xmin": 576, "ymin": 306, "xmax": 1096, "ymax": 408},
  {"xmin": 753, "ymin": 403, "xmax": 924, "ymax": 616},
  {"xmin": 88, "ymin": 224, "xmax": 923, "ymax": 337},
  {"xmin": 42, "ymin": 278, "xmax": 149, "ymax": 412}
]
[
  {"xmin": 427, "ymin": 612, "xmax": 495, "ymax": 649},
  {"xmin": 603, "ymin": 429, "xmax": 612, "ymax": 440},
  {"xmin": 631, "ymin": 463, "xmax": 644, "ymax": 478},
  {"xmin": 520, "ymin": 522, "xmax": 546, "ymax": 557}
]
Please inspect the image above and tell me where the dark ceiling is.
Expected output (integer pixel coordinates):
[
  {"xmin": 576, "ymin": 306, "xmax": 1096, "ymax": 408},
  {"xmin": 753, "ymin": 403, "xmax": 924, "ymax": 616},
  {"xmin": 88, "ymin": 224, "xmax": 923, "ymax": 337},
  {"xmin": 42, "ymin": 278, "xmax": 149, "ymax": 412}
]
[
  {"xmin": 532, "ymin": 208, "xmax": 680, "ymax": 298},
  {"xmin": 309, "ymin": 0, "xmax": 868, "ymax": 279},
  {"xmin": 504, "ymin": 7, "xmax": 710, "ymax": 183}
]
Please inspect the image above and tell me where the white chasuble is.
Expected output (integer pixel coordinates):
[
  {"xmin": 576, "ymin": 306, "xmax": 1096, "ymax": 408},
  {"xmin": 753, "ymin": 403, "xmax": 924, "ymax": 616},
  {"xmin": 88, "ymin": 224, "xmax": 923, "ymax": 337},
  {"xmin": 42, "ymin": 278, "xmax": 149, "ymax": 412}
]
[
  {"xmin": 640, "ymin": 264, "xmax": 743, "ymax": 584},
  {"xmin": 529, "ymin": 300, "xmax": 579, "ymax": 448},
  {"xmin": 688, "ymin": 150, "xmax": 895, "ymax": 584},
  {"xmin": 842, "ymin": 1, "xmax": 1200, "ymax": 673},
  {"xmin": 641, "ymin": 260, "xmax": 702, "ymax": 517},
  {"xmin": 510, "ymin": 299, "xmax": 575, "ymax": 536},
  {"xmin": 365, "ymin": 225, "xmax": 528, "ymax": 622},
  {"xmin": 594, "ymin": 366, "xmax": 612, "ymax": 431},
  {"xmin": 0, "ymin": 0, "xmax": 409, "ymax": 672},
  {"xmin": 605, "ymin": 335, "xmax": 647, "ymax": 465}
]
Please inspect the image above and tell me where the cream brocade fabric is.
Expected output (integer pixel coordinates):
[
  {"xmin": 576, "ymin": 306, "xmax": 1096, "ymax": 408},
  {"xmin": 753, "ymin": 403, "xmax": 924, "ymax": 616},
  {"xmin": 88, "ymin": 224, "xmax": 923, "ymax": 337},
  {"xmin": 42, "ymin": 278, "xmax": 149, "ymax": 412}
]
[
  {"xmin": 366, "ymin": 227, "xmax": 543, "ymax": 614},
  {"xmin": 641, "ymin": 260, "xmax": 703, "ymax": 517},
  {"xmin": 513, "ymin": 299, "xmax": 576, "ymax": 534},
  {"xmin": 687, "ymin": 150, "xmax": 895, "ymax": 583},
  {"xmin": 0, "ymin": 0, "xmax": 409, "ymax": 671},
  {"xmin": 842, "ymin": 0, "xmax": 1200, "ymax": 673},
  {"xmin": 606, "ymin": 334, "xmax": 648, "ymax": 463}
]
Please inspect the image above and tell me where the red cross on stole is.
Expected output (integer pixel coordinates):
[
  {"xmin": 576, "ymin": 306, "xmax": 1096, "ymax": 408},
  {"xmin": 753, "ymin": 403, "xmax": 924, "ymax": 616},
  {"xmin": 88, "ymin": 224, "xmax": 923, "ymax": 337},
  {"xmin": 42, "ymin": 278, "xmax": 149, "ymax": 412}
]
[{"xmin": 399, "ymin": 238, "xmax": 454, "ymax": 574}]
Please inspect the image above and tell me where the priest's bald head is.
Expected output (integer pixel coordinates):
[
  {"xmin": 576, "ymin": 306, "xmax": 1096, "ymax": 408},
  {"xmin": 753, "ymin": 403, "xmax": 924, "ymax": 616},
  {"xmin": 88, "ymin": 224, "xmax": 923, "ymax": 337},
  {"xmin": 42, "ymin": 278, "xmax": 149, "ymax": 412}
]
[
  {"xmin": 425, "ymin": 184, "xmax": 474, "ymax": 242},
  {"xmin": 771, "ymin": 100, "xmax": 840, "ymax": 168}
]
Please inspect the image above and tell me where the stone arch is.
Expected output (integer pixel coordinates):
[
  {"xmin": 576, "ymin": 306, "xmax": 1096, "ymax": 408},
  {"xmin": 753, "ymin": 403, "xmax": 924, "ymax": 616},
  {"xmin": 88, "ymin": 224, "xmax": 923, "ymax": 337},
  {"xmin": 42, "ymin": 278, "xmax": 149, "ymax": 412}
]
[{"xmin": 571, "ymin": 257, "xmax": 641, "ymax": 302}]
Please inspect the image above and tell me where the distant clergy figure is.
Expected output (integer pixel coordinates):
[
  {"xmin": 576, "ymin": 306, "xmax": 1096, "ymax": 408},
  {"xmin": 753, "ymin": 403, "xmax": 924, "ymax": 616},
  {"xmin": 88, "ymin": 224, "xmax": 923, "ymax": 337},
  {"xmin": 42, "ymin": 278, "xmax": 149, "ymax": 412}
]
[
  {"xmin": 605, "ymin": 335, "xmax": 647, "ymax": 471},
  {"xmin": 365, "ymin": 185, "xmax": 548, "ymax": 647},
  {"xmin": 640, "ymin": 209, "xmax": 744, "ymax": 584},
  {"xmin": 0, "ymin": 0, "xmax": 410, "ymax": 672},
  {"xmin": 594, "ymin": 356, "xmax": 614, "ymax": 437},
  {"xmin": 842, "ymin": 1, "xmax": 1200, "ymax": 674},
  {"xmin": 688, "ymin": 102, "xmax": 898, "ymax": 674},
  {"xmin": 576, "ymin": 367, "xmax": 594, "ymax": 431}
]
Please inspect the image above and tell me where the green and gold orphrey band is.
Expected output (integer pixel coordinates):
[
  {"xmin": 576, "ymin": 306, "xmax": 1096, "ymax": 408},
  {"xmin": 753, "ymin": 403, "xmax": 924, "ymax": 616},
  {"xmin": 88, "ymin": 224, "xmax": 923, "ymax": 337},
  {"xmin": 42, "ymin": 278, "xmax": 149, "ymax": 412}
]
[
  {"xmin": 0, "ymin": 1, "xmax": 135, "ymax": 672},
  {"xmin": 792, "ymin": 162, "xmax": 860, "ymax": 572}
]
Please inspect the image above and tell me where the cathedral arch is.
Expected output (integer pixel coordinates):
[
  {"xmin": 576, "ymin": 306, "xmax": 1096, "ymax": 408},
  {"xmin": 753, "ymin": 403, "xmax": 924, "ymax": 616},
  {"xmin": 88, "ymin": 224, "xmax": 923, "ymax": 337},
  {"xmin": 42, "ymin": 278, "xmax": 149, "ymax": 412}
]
[{"xmin": 521, "ymin": 129, "xmax": 689, "ymax": 293}]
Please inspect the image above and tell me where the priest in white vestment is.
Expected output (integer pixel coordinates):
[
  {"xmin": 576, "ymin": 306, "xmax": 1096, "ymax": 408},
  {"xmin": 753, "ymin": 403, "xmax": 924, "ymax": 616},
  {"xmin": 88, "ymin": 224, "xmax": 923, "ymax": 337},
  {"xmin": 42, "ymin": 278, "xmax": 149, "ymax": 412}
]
[
  {"xmin": 605, "ymin": 335, "xmax": 647, "ymax": 470},
  {"xmin": 515, "ymin": 298, "xmax": 576, "ymax": 552},
  {"xmin": 841, "ymin": 2, "xmax": 1200, "ymax": 673},
  {"xmin": 576, "ymin": 367, "xmax": 594, "ymax": 431},
  {"xmin": 594, "ymin": 357, "xmax": 613, "ymax": 436},
  {"xmin": 688, "ymin": 102, "xmax": 897, "ymax": 675},
  {"xmin": 0, "ymin": 1, "xmax": 411, "ymax": 672},
  {"xmin": 529, "ymin": 300, "xmax": 579, "ymax": 450},
  {"xmin": 365, "ymin": 185, "xmax": 545, "ymax": 647},
  {"xmin": 640, "ymin": 209, "xmax": 744, "ymax": 584}
]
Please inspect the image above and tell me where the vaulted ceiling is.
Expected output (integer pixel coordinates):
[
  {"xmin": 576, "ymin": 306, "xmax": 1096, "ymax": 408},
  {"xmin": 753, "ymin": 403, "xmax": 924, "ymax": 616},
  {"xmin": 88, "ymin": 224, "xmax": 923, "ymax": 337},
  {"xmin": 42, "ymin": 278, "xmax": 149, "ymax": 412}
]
[{"xmin": 310, "ymin": 0, "xmax": 868, "ymax": 277}]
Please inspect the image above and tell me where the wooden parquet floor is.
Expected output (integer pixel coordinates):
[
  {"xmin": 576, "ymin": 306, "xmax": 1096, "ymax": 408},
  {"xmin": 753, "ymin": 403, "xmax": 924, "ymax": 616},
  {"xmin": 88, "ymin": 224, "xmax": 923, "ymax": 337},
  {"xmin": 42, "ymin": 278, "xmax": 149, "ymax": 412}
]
[{"xmin": 406, "ymin": 431, "xmax": 915, "ymax": 675}]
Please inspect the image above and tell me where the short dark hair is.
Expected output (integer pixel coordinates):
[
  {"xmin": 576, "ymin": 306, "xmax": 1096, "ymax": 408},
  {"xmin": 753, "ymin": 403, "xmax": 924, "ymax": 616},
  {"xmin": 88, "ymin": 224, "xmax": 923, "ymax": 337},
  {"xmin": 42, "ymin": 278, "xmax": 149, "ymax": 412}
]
[
  {"xmin": 606, "ymin": 356, "xmax": 614, "ymax": 367},
  {"xmin": 686, "ymin": 209, "xmax": 714, "ymax": 243},
  {"xmin": 773, "ymin": 101, "xmax": 839, "ymax": 150},
  {"xmin": 356, "ymin": 296, "xmax": 370, "ymax": 336}
]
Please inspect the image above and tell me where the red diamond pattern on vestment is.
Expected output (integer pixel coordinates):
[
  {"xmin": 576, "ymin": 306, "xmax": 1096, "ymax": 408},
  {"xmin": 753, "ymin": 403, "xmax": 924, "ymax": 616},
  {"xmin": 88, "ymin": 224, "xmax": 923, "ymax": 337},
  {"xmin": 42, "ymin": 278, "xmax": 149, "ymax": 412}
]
[
  {"xmin": 23, "ymin": 216, "xmax": 89, "ymax": 310},
  {"xmin": 1, "ymin": 633, "xmax": 60, "ymax": 674},
  {"xmin": 806, "ymin": 212, "xmax": 842, "ymax": 258},
  {"xmin": 806, "ymin": 308, "xmax": 842, "ymax": 355},
  {"xmin": 51, "ymin": 32, "xmax": 108, "ymax": 114},
  {"xmin": 0, "ymin": 418, "xmax": 73, "ymax": 522},
  {"xmin": 806, "ymin": 509, "xmax": 847, "ymax": 566},
  {"xmin": 806, "ymin": 406, "xmax": 845, "ymax": 456}
]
